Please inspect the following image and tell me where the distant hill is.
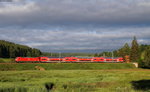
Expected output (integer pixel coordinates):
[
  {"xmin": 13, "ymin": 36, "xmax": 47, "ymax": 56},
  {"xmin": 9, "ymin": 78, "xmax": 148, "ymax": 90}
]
[{"xmin": 0, "ymin": 40, "xmax": 41, "ymax": 58}]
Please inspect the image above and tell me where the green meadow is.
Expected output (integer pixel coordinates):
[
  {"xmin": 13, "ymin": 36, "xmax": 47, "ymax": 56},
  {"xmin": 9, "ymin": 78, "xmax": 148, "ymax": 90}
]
[
  {"xmin": 0, "ymin": 63, "xmax": 149, "ymax": 92},
  {"xmin": 0, "ymin": 63, "xmax": 135, "ymax": 71},
  {"xmin": 0, "ymin": 68, "xmax": 150, "ymax": 92}
]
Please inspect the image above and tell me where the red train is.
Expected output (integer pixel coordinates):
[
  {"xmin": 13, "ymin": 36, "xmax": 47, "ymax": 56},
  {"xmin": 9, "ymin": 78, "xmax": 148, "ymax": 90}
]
[{"xmin": 15, "ymin": 57, "xmax": 124, "ymax": 63}]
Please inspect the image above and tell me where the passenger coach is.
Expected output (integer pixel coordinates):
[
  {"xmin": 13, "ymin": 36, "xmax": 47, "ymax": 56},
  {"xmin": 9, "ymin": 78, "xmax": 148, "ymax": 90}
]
[{"xmin": 15, "ymin": 57, "xmax": 124, "ymax": 63}]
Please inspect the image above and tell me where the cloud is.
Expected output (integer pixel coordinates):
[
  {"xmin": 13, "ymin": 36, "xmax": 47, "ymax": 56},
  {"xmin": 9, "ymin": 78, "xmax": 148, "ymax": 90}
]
[
  {"xmin": 0, "ymin": 26, "xmax": 150, "ymax": 52},
  {"xmin": 0, "ymin": 0, "xmax": 150, "ymax": 52},
  {"xmin": 0, "ymin": 0, "xmax": 150, "ymax": 27}
]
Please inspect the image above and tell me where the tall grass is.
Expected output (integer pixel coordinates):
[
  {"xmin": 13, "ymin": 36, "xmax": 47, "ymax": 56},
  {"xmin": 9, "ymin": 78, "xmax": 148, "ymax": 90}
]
[{"xmin": 0, "ymin": 63, "xmax": 135, "ymax": 71}]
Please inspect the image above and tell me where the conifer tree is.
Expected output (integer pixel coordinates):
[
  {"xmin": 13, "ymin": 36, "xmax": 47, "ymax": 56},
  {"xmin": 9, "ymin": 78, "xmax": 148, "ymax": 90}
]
[
  {"xmin": 117, "ymin": 43, "xmax": 130, "ymax": 58},
  {"xmin": 0, "ymin": 47, "xmax": 2, "ymax": 57},
  {"xmin": 130, "ymin": 36, "xmax": 140, "ymax": 62},
  {"xmin": 9, "ymin": 46, "xmax": 15, "ymax": 58},
  {"xmin": 123, "ymin": 43, "xmax": 130, "ymax": 56}
]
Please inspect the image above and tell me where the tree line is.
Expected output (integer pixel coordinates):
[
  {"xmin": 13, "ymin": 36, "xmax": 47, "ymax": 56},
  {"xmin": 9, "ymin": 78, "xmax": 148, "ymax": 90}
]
[
  {"xmin": 42, "ymin": 52, "xmax": 94, "ymax": 57},
  {"xmin": 0, "ymin": 40, "xmax": 42, "ymax": 58},
  {"xmin": 94, "ymin": 36, "xmax": 150, "ymax": 68}
]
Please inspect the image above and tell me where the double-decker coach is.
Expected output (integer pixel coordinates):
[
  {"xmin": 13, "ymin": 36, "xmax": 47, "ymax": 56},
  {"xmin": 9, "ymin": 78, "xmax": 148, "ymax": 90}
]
[{"xmin": 15, "ymin": 57, "xmax": 124, "ymax": 63}]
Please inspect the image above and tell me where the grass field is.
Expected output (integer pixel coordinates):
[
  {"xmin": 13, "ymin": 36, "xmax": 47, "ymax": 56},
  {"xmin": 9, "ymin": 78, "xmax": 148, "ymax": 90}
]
[
  {"xmin": 0, "ymin": 63, "xmax": 135, "ymax": 71},
  {"xmin": 0, "ymin": 69, "xmax": 150, "ymax": 92},
  {"xmin": 0, "ymin": 63, "xmax": 149, "ymax": 92},
  {"xmin": 0, "ymin": 58, "xmax": 14, "ymax": 63}
]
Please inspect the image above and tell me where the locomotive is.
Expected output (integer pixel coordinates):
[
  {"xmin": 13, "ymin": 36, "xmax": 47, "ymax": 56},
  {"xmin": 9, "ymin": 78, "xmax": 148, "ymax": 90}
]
[{"xmin": 15, "ymin": 57, "xmax": 124, "ymax": 63}]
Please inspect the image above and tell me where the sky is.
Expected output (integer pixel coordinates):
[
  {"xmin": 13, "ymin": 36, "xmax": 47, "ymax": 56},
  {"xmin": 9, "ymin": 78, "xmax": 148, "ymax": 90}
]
[{"xmin": 0, "ymin": 0, "xmax": 150, "ymax": 53}]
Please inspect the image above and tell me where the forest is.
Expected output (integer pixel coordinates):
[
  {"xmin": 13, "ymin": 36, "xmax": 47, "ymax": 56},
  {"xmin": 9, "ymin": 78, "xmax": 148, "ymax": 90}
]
[
  {"xmin": 95, "ymin": 37, "xmax": 150, "ymax": 68},
  {"xmin": 0, "ymin": 40, "xmax": 42, "ymax": 58}
]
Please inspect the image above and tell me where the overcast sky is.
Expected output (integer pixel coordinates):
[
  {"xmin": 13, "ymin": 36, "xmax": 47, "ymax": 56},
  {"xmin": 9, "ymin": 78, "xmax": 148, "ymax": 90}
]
[{"xmin": 0, "ymin": 0, "xmax": 150, "ymax": 53}]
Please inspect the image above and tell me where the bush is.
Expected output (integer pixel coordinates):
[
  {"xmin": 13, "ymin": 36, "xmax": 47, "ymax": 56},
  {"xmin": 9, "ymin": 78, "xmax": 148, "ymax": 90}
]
[
  {"xmin": 141, "ymin": 47, "xmax": 150, "ymax": 68},
  {"xmin": 11, "ymin": 58, "xmax": 15, "ymax": 63}
]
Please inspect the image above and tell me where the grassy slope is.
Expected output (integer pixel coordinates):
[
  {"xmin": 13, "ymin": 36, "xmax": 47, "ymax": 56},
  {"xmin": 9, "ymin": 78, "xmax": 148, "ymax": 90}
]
[
  {"xmin": 0, "ymin": 58, "xmax": 14, "ymax": 63},
  {"xmin": 0, "ymin": 63, "xmax": 135, "ymax": 71},
  {"xmin": 0, "ymin": 69, "xmax": 150, "ymax": 92}
]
